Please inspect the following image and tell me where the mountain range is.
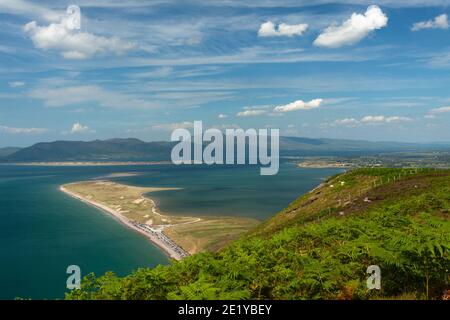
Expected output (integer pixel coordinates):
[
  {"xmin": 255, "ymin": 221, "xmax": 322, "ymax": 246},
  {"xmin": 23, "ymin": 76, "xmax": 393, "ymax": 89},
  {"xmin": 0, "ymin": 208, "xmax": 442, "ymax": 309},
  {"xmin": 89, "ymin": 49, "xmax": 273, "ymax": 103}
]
[{"xmin": 1, "ymin": 137, "xmax": 449, "ymax": 162}]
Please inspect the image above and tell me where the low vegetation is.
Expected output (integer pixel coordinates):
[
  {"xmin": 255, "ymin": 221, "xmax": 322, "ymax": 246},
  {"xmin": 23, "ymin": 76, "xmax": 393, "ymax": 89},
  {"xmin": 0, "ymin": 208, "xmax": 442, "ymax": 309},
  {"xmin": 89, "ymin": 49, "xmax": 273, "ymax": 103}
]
[{"xmin": 66, "ymin": 169, "xmax": 450, "ymax": 300}]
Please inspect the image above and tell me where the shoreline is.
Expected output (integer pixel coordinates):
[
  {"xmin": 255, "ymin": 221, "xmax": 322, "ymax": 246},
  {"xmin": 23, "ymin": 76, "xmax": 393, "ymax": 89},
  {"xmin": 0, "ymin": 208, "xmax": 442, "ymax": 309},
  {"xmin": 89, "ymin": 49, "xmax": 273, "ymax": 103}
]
[{"xmin": 60, "ymin": 185, "xmax": 188, "ymax": 261}]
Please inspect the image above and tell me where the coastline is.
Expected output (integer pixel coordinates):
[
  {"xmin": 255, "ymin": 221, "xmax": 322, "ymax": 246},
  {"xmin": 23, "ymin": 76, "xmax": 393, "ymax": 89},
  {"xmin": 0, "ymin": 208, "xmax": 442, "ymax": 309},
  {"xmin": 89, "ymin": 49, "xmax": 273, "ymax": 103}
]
[{"xmin": 60, "ymin": 185, "xmax": 188, "ymax": 261}]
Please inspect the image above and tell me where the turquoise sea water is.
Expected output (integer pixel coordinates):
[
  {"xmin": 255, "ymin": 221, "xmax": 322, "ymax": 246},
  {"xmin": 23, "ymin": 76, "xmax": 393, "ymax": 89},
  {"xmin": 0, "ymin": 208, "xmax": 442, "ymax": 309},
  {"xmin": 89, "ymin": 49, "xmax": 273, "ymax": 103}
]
[{"xmin": 0, "ymin": 163, "xmax": 341, "ymax": 299}]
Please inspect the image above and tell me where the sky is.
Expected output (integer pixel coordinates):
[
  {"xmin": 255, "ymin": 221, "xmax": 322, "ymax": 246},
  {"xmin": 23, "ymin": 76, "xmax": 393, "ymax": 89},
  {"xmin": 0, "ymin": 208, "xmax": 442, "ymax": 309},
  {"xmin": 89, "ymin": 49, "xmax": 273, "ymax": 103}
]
[{"xmin": 1, "ymin": 0, "xmax": 450, "ymax": 147}]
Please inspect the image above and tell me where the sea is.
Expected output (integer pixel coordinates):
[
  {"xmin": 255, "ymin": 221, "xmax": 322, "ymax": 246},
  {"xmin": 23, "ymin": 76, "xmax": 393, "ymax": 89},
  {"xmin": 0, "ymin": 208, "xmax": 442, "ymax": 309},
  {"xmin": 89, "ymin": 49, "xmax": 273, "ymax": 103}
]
[{"xmin": 0, "ymin": 162, "xmax": 341, "ymax": 299}]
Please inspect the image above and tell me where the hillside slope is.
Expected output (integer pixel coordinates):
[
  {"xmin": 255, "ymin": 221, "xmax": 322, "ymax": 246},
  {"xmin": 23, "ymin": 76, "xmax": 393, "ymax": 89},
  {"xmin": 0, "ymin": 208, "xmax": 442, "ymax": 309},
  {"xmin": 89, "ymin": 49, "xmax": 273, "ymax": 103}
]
[{"xmin": 66, "ymin": 168, "xmax": 450, "ymax": 300}]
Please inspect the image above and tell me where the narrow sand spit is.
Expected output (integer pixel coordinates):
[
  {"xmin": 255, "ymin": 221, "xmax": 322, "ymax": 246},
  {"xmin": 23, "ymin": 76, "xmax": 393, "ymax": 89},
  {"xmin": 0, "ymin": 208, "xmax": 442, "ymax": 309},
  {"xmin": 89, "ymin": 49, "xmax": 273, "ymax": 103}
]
[{"xmin": 60, "ymin": 185, "xmax": 188, "ymax": 260}]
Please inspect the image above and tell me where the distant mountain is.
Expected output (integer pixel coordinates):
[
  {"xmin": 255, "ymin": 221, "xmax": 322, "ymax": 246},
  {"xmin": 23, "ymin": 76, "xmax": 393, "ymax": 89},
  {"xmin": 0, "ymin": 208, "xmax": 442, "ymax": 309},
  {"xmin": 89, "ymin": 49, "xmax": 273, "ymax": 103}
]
[
  {"xmin": 2, "ymin": 137, "xmax": 449, "ymax": 162},
  {"xmin": 2, "ymin": 138, "xmax": 175, "ymax": 162},
  {"xmin": 0, "ymin": 147, "xmax": 21, "ymax": 158},
  {"xmin": 279, "ymin": 136, "xmax": 450, "ymax": 156}
]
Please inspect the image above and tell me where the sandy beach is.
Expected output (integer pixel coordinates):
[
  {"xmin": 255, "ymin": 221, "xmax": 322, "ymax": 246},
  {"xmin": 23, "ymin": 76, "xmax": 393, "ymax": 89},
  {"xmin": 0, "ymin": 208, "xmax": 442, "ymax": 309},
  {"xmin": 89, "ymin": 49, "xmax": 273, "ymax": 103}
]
[{"xmin": 60, "ymin": 185, "xmax": 188, "ymax": 261}]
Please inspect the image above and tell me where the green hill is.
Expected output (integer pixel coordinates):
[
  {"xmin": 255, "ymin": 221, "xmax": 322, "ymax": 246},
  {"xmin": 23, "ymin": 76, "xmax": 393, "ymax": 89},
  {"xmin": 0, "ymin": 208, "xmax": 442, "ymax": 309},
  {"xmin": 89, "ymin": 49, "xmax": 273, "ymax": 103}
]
[{"xmin": 66, "ymin": 168, "xmax": 449, "ymax": 300}]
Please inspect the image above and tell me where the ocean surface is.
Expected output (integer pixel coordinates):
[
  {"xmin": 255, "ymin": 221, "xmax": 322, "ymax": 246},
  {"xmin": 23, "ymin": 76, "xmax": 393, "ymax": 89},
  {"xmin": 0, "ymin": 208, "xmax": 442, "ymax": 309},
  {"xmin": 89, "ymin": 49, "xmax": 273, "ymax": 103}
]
[{"xmin": 0, "ymin": 163, "xmax": 341, "ymax": 299}]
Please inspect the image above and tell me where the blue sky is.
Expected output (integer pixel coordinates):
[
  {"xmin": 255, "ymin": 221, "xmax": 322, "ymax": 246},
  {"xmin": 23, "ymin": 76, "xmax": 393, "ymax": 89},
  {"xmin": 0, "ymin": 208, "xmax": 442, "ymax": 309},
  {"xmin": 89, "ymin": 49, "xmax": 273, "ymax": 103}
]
[{"xmin": 1, "ymin": 0, "xmax": 450, "ymax": 147}]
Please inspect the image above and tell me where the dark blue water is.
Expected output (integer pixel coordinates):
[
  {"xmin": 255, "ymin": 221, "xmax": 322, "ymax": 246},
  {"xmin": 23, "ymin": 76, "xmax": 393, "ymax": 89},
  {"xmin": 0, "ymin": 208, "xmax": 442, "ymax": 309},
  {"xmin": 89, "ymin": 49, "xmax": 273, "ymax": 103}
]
[{"xmin": 0, "ymin": 163, "xmax": 341, "ymax": 299}]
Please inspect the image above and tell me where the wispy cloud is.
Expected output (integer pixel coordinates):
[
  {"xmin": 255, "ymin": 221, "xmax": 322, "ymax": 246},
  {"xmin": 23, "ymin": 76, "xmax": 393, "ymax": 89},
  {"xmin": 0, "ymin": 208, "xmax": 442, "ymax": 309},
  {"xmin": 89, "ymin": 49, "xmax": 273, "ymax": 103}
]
[
  {"xmin": 426, "ymin": 106, "xmax": 450, "ymax": 118},
  {"xmin": 131, "ymin": 46, "xmax": 381, "ymax": 67},
  {"xmin": 127, "ymin": 67, "xmax": 173, "ymax": 79},
  {"xmin": 236, "ymin": 109, "xmax": 267, "ymax": 117},
  {"xmin": 0, "ymin": 0, "xmax": 60, "ymax": 21},
  {"xmin": 426, "ymin": 50, "xmax": 450, "ymax": 68},
  {"xmin": 429, "ymin": 106, "xmax": 450, "ymax": 114},
  {"xmin": 333, "ymin": 115, "xmax": 413, "ymax": 127},
  {"xmin": 29, "ymin": 85, "xmax": 159, "ymax": 109},
  {"xmin": 8, "ymin": 81, "xmax": 26, "ymax": 88},
  {"xmin": 361, "ymin": 115, "xmax": 412, "ymax": 123},
  {"xmin": 183, "ymin": 0, "xmax": 450, "ymax": 9},
  {"xmin": 412, "ymin": 14, "xmax": 449, "ymax": 31},
  {"xmin": 0, "ymin": 125, "xmax": 47, "ymax": 134},
  {"xmin": 334, "ymin": 118, "xmax": 360, "ymax": 127}
]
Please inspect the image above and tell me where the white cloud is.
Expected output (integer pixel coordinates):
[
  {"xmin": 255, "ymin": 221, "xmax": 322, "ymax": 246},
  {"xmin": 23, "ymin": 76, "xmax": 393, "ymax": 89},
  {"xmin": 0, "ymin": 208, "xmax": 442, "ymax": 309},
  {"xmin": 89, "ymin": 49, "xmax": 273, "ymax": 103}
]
[
  {"xmin": 361, "ymin": 115, "xmax": 386, "ymax": 123},
  {"xmin": 361, "ymin": 115, "xmax": 412, "ymax": 123},
  {"xmin": 23, "ymin": 16, "xmax": 134, "ymax": 59},
  {"xmin": 236, "ymin": 109, "xmax": 267, "ymax": 117},
  {"xmin": 70, "ymin": 122, "xmax": 90, "ymax": 134},
  {"xmin": 333, "ymin": 115, "xmax": 412, "ymax": 127},
  {"xmin": 258, "ymin": 21, "xmax": 308, "ymax": 37},
  {"xmin": 334, "ymin": 118, "xmax": 359, "ymax": 127},
  {"xmin": 314, "ymin": 5, "xmax": 388, "ymax": 48},
  {"xmin": 384, "ymin": 116, "xmax": 413, "ymax": 122},
  {"xmin": 8, "ymin": 81, "xmax": 26, "ymax": 88},
  {"xmin": 151, "ymin": 121, "xmax": 194, "ymax": 131},
  {"xmin": 273, "ymin": 98, "xmax": 323, "ymax": 113},
  {"xmin": 412, "ymin": 14, "xmax": 449, "ymax": 31},
  {"xmin": 218, "ymin": 114, "xmax": 228, "ymax": 119},
  {"xmin": 0, "ymin": 125, "xmax": 47, "ymax": 134}
]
